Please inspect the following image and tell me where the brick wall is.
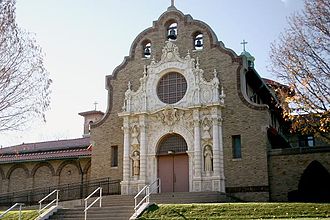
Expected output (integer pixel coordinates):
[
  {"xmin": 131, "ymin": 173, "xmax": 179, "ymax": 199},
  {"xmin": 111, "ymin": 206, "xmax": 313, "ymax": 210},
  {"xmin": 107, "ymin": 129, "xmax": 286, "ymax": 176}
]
[
  {"xmin": 268, "ymin": 148, "xmax": 330, "ymax": 201},
  {"xmin": 0, "ymin": 158, "xmax": 91, "ymax": 194}
]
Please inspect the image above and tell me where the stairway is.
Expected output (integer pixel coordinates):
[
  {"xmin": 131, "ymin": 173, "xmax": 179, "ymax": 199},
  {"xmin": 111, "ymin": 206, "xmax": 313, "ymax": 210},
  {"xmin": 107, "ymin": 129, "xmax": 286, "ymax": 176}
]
[
  {"xmin": 47, "ymin": 192, "xmax": 237, "ymax": 220},
  {"xmin": 48, "ymin": 195, "xmax": 135, "ymax": 220}
]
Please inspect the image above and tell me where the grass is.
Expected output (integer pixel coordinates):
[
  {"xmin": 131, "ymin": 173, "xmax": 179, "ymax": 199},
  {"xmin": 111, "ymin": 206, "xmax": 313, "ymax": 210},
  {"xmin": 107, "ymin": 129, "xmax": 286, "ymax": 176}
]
[
  {"xmin": 138, "ymin": 203, "xmax": 330, "ymax": 219},
  {"xmin": 0, "ymin": 210, "xmax": 39, "ymax": 220}
]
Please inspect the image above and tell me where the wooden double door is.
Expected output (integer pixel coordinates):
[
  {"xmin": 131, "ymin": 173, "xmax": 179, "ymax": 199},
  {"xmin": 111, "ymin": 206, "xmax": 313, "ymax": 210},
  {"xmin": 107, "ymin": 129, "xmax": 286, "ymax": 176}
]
[{"xmin": 158, "ymin": 153, "xmax": 189, "ymax": 192}]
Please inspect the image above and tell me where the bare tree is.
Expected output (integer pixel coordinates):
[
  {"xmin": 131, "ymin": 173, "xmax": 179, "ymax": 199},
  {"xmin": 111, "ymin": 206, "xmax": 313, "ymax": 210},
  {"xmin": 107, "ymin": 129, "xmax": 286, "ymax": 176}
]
[
  {"xmin": 270, "ymin": 0, "xmax": 330, "ymax": 142},
  {"xmin": 0, "ymin": 0, "xmax": 52, "ymax": 132}
]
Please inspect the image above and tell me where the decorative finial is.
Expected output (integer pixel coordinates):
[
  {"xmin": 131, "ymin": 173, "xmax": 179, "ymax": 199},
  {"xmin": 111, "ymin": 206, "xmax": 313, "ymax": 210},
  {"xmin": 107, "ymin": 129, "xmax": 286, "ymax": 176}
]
[
  {"xmin": 213, "ymin": 69, "xmax": 217, "ymax": 77},
  {"xmin": 241, "ymin": 40, "xmax": 248, "ymax": 52},
  {"xmin": 128, "ymin": 81, "xmax": 131, "ymax": 90},
  {"xmin": 171, "ymin": 0, "xmax": 175, "ymax": 7},
  {"xmin": 143, "ymin": 65, "xmax": 147, "ymax": 75},
  {"xmin": 93, "ymin": 101, "xmax": 98, "ymax": 111},
  {"xmin": 196, "ymin": 57, "xmax": 200, "ymax": 69}
]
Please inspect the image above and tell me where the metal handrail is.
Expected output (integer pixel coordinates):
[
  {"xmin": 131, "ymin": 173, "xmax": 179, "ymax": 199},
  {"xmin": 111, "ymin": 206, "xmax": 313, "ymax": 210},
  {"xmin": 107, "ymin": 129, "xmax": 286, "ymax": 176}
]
[
  {"xmin": 84, "ymin": 186, "xmax": 102, "ymax": 220},
  {"xmin": 134, "ymin": 178, "xmax": 161, "ymax": 214},
  {"xmin": 38, "ymin": 189, "xmax": 59, "ymax": 217},
  {"xmin": 0, "ymin": 203, "xmax": 24, "ymax": 220}
]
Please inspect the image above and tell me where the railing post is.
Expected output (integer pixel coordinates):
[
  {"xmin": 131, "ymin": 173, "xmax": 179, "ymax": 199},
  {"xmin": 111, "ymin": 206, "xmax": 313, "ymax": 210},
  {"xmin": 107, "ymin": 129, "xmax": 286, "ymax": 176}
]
[
  {"xmin": 84, "ymin": 186, "xmax": 102, "ymax": 220},
  {"xmin": 146, "ymin": 186, "xmax": 149, "ymax": 203},
  {"xmin": 56, "ymin": 190, "xmax": 59, "ymax": 206},
  {"xmin": 39, "ymin": 201, "xmax": 42, "ymax": 215},
  {"xmin": 18, "ymin": 203, "xmax": 22, "ymax": 220},
  {"xmin": 84, "ymin": 199, "xmax": 87, "ymax": 220},
  {"xmin": 99, "ymin": 187, "xmax": 102, "ymax": 207}
]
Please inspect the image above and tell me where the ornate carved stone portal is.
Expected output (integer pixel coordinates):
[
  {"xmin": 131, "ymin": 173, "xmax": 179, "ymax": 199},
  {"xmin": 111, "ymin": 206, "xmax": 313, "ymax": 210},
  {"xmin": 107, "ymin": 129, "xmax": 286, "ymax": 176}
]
[{"xmin": 119, "ymin": 41, "xmax": 225, "ymax": 194}]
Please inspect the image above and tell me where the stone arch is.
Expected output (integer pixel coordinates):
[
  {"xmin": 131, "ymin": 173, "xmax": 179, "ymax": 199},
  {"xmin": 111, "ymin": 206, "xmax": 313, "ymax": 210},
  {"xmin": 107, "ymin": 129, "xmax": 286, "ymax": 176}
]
[
  {"xmin": 150, "ymin": 126, "xmax": 194, "ymax": 156},
  {"xmin": 7, "ymin": 164, "xmax": 30, "ymax": 192},
  {"xmin": 55, "ymin": 160, "xmax": 82, "ymax": 176},
  {"xmin": 32, "ymin": 162, "xmax": 56, "ymax": 189},
  {"xmin": 297, "ymin": 160, "xmax": 330, "ymax": 202},
  {"xmin": 6, "ymin": 164, "xmax": 29, "ymax": 179},
  {"xmin": 56, "ymin": 160, "xmax": 82, "ymax": 185},
  {"xmin": 31, "ymin": 162, "xmax": 55, "ymax": 177},
  {"xmin": 157, "ymin": 133, "xmax": 188, "ymax": 155}
]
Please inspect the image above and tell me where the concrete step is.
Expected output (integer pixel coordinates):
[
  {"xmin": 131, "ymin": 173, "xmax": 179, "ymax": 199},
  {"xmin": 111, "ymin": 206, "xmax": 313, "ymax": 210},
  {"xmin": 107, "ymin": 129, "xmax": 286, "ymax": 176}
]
[
  {"xmin": 48, "ymin": 192, "xmax": 237, "ymax": 220},
  {"xmin": 48, "ymin": 206, "xmax": 134, "ymax": 220}
]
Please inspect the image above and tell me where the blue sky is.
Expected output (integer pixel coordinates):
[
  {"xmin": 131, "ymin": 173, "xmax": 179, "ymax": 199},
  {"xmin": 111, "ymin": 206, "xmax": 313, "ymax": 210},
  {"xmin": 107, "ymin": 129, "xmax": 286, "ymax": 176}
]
[{"xmin": 0, "ymin": 0, "xmax": 304, "ymax": 147}]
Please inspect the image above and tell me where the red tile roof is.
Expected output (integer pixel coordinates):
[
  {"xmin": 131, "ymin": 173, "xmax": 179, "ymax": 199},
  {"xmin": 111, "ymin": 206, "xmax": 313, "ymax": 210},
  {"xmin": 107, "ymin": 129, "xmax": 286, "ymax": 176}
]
[{"xmin": 0, "ymin": 137, "xmax": 91, "ymax": 163}]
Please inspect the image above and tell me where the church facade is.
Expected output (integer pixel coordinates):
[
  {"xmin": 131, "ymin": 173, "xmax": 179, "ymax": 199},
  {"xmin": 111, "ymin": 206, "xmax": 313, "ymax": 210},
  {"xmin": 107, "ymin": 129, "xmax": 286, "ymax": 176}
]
[
  {"xmin": 91, "ymin": 4, "xmax": 276, "ymax": 201},
  {"xmin": 0, "ymin": 3, "xmax": 329, "ymax": 203}
]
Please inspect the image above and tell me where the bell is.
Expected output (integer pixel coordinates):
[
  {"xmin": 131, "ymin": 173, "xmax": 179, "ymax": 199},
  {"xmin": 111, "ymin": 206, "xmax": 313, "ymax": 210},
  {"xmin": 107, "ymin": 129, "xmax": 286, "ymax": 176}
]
[
  {"xmin": 144, "ymin": 47, "xmax": 151, "ymax": 56},
  {"xmin": 195, "ymin": 39, "xmax": 203, "ymax": 48},
  {"xmin": 168, "ymin": 28, "xmax": 177, "ymax": 40}
]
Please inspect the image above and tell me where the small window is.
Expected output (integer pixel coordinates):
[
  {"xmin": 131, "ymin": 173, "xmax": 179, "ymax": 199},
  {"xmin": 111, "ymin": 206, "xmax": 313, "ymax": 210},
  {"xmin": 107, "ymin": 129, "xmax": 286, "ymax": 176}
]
[
  {"xmin": 143, "ymin": 42, "xmax": 151, "ymax": 58},
  {"xmin": 298, "ymin": 135, "xmax": 315, "ymax": 147},
  {"xmin": 194, "ymin": 33, "xmax": 203, "ymax": 50},
  {"xmin": 88, "ymin": 121, "xmax": 93, "ymax": 133},
  {"xmin": 167, "ymin": 23, "xmax": 177, "ymax": 40},
  {"xmin": 111, "ymin": 146, "xmax": 118, "ymax": 167},
  {"xmin": 232, "ymin": 135, "xmax": 242, "ymax": 159}
]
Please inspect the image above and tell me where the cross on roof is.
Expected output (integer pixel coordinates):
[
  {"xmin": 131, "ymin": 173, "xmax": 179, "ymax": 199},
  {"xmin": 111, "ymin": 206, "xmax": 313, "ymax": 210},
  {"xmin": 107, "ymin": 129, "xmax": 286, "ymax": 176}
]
[
  {"xmin": 241, "ymin": 40, "xmax": 248, "ymax": 52},
  {"xmin": 93, "ymin": 101, "xmax": 98, "ymax": 111}
]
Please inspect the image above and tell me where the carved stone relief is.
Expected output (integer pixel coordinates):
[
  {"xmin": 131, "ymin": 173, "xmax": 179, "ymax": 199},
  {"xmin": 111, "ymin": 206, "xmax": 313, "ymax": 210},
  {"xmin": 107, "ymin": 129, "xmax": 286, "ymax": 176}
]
[
  {"xmin": 120, "ymin": 41, "xmax": 225, "ymax": 114},
  {"xmin": 201, "ymin": 117, "xmax": 211, "ymax": 140}
]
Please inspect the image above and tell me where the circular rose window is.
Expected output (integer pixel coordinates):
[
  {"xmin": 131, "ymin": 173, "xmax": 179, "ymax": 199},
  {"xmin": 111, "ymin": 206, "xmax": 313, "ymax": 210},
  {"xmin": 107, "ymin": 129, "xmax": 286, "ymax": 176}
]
[{"xmin": 157, "ymin": 72, "xmax": 187, "ymax": 104}]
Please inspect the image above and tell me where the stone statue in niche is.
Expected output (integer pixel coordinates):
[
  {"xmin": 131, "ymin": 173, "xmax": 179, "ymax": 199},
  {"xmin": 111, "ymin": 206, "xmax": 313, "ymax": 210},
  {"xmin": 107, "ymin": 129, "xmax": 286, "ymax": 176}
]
[
  {"xmin": 123, "ymin": 81, "xmax": 132, "ymax": 111},
  {"xmin": 211, "ymin": 69, "xmax": 220, "ymax": 102},
  {"xmin": 202, "ymin": 117, "xmax": 211, "ymax": 140},
  {"xmin": 131, "ymin": 125, "xmax": 140, "ymax": 149},
  {"xmin": 130, "ymin": 150, "xmax": 140, "ymax": 176},
  {"xmin": 204, "ymin": 145, "xmax": 213, "ymax": 173},
  {"xmin": 212, "ymin": 69, "xmax": 220, "ymax": 88}
]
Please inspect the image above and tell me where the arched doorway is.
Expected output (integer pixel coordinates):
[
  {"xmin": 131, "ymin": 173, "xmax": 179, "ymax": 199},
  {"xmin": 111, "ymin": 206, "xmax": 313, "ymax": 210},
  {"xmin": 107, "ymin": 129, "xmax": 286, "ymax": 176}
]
[
  {"xmin": 157, "ymin": 133, "xmax": 189, "ymax": 192},
  {"xmin": 298, "ymin": 160, "xmax": 330, "ymax": 202}
]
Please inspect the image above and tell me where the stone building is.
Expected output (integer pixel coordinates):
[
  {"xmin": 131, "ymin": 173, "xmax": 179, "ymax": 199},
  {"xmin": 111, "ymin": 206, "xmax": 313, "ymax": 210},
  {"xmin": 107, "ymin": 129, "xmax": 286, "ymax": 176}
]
[
  {"xmin": 0, "ymin": 110, "xmax": 103, "ymax": 197},
  {"xmin": 0, "ymin": 3, "xmax": 329, "ymax": 203},
  {"xmin": 90, "ymin": 3, "xmax": 330, "ymax": 201}
]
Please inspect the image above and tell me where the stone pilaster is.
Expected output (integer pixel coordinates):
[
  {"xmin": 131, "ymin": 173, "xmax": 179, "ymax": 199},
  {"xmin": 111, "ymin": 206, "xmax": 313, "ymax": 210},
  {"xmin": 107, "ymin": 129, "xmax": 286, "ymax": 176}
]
[
  {"xmin": 193, "ymin": 109, "xmax": 202, "ymax": 178},
  {"xmin": 121, "ymin": 116, "xmax": 130, "ymax": 194},
  {"xmin": 218, "ymin": 116, "xmax": 225, "ymax": 192},
  {"xmin": 139, "ymin": 114, "xmax": 147, "ymax": 184},
  {"xmin": 211, "ymin": 107, "xmax": 220, "ymax": 177}
]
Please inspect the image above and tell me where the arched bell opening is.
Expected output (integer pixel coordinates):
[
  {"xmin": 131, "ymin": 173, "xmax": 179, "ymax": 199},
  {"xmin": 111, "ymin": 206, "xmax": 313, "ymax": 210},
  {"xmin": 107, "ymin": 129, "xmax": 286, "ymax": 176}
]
[
  {"xmin": 193, "ymin": 32, "xmax": 204, "ymax": 50},
  {"xmin": 165, "ymin": 20, "xmax": 178, "ymax": 41},
  {"xmin": 141, "ymin": 40, "xmax": 152, "ymax": 58}
]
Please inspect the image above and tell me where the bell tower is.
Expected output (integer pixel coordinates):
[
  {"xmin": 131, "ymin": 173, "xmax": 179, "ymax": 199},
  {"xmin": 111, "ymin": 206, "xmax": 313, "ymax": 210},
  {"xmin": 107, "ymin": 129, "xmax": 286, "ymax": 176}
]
[{"xmin": 79, "ymin": 110, "xmax": 104, "ymax": 137}]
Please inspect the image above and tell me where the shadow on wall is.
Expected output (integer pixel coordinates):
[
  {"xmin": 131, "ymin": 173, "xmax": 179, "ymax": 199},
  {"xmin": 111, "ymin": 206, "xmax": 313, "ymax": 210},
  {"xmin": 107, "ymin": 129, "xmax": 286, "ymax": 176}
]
[{"xmin": 288, "ymin": 160, "xmax": 330, "ymax": 202}]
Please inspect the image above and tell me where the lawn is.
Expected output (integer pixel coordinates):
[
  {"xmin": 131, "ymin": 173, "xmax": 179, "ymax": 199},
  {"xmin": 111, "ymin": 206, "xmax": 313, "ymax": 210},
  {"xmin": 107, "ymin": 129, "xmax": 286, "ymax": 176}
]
[
  {"xmin": 0, "ymin": 210, "xmax": 39, "ymax": 220},
  {"xmin": 138, "ymin": 203, "xmax": 330, "ymax": 219}
]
